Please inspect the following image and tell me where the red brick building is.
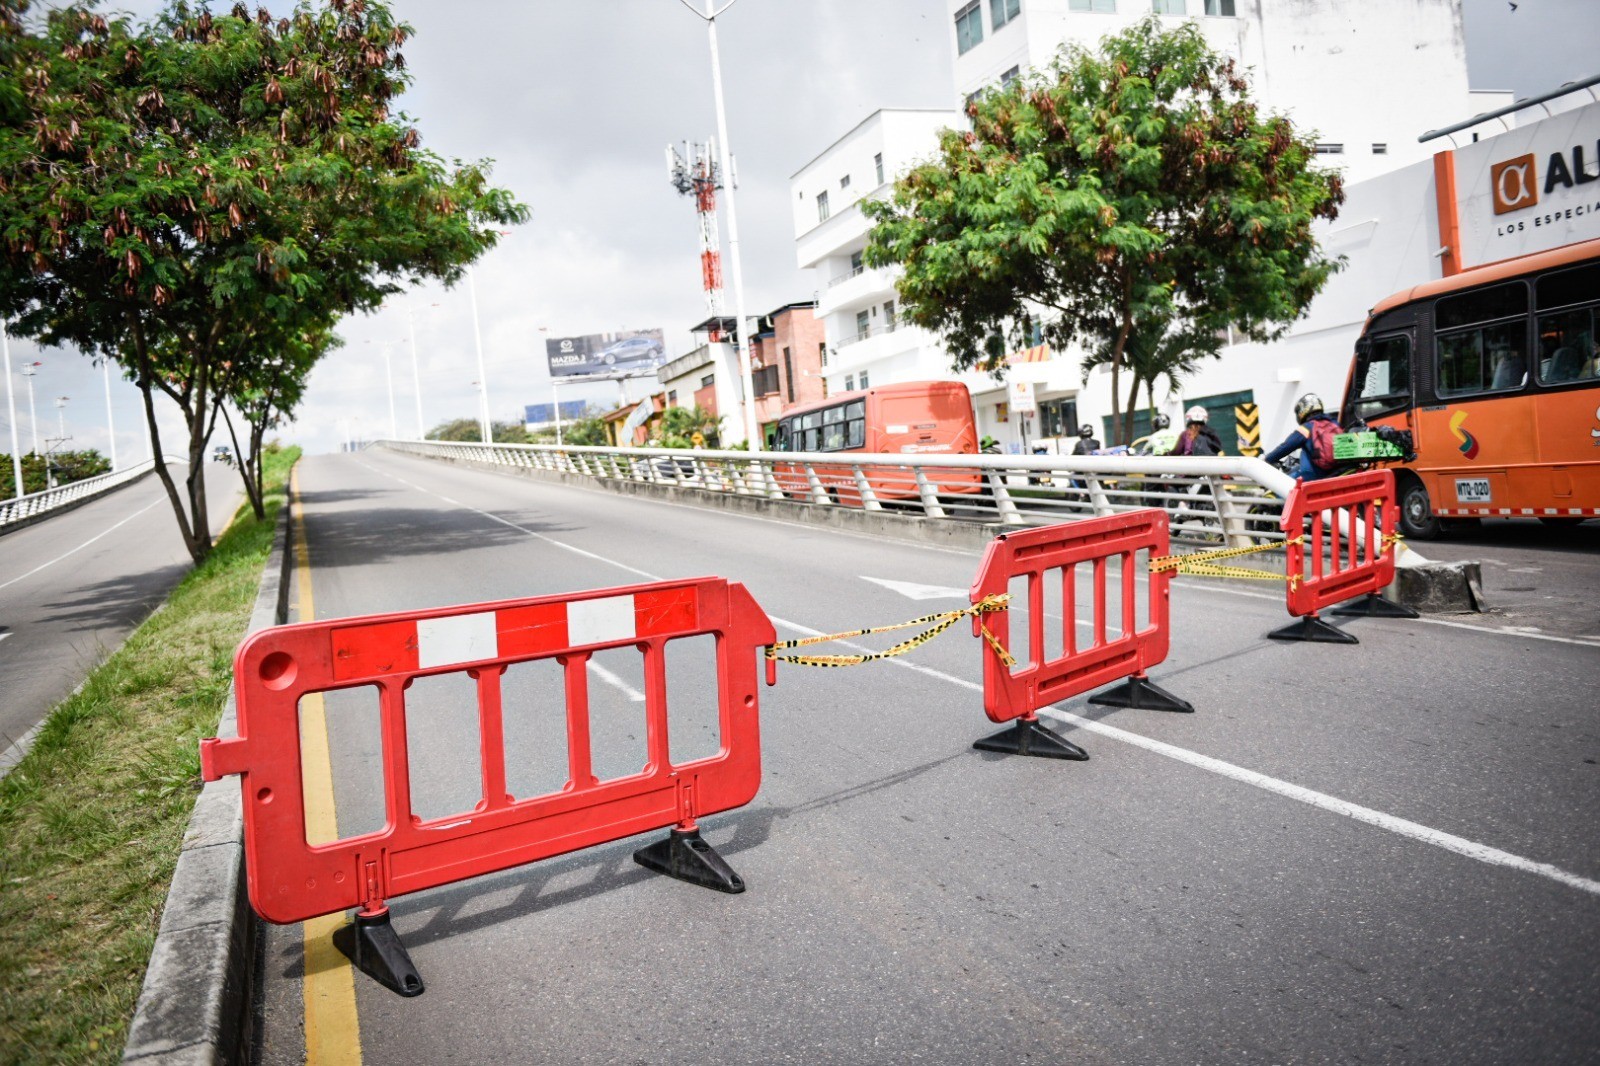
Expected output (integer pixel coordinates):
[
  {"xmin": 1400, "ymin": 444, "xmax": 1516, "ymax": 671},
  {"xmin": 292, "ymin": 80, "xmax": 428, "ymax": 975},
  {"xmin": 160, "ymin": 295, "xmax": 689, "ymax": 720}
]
[{"xmin": 747, "ymin": 301, "xmax": 826, "ymax": 445}]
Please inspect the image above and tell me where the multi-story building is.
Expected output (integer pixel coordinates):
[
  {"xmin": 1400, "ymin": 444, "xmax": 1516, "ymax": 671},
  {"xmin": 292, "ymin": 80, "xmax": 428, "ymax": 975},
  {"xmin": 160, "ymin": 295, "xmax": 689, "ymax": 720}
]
[
  {"xmin": 747, "ymin": 301, "xmax": 827, "ymax": 443},
  {"xmin": 791, "ymin": 109, "xmax": 981, "ymax": 403},
  {"xmin": 948, "ymin": 0, "xmax": 1507, "ymax": 185},
  {"xmin": 790, "ymin": 1, "xmax": 1516, "ymax": 454}
]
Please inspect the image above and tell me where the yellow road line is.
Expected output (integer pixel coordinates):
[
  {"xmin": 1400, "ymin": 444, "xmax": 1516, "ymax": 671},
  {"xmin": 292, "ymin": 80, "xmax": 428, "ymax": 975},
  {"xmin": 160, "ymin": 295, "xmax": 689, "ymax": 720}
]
[{"xmin": 292, "ymin": 466, "xmax": 364, "ymax": 1066}]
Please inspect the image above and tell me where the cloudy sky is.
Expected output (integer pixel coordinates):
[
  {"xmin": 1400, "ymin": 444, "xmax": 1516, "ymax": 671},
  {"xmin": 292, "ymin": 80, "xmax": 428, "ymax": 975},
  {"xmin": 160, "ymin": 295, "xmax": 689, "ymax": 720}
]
[{"xmin": 3, "ymin": 0, "xmax": 1597, "ymax": 462}]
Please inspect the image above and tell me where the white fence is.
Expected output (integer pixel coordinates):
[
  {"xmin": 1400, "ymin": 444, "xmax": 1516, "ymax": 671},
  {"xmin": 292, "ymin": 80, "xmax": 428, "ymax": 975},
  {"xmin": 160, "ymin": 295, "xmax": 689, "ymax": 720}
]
[
  {"xmin": 378, "ymin": 439, "xmax": 1305, "ymax": 549},
  {"xmin": 0, "ymin": 456, "xmax": 186, "ymax": 531}
]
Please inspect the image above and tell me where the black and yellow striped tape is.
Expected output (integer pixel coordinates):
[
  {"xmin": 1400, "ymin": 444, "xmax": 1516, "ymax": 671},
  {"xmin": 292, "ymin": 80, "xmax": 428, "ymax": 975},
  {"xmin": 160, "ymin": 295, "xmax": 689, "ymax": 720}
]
[{"xmin": 767, "ymin": 593, "xmax": 1015, "ymax": 669}]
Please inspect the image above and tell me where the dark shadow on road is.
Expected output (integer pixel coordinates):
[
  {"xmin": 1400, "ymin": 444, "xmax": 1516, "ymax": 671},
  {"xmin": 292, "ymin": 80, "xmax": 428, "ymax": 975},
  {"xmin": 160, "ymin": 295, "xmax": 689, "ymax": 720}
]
[
  {"xmin": 1419, "ymin": 517, "xmax": 1598, "ymax": 558},
  {"xmin": 37, "ymin": 561, "xmax": 191, "ymax": 634},
  {"xmin": 298, "ymin": 505, "xmax": 581, "ymax": 569}
]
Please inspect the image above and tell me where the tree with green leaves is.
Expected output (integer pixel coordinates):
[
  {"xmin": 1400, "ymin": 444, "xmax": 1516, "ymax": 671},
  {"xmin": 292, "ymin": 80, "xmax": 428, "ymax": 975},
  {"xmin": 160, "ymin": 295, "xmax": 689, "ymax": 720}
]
[
  {"xmin": 652, "ymin": 404, "xmax": 720, "ymax": 449},
  {"xmin": 426, "ymin": 416, "xmax": 525, "ymax": 444},
  {"xmin": 863, "ymin": 16, "xmax": 1343, "ymax": 444},
  {"xmin": 1080, "ymin": 311, "xmax": 1222, "ymax": 437},
  {"xmin": 0, "ymin": 0, "xmax": 526, "ymax": 562},
  {"xmin": 218, "ymin": 317, "xmax": 334, "ymax": 518}
]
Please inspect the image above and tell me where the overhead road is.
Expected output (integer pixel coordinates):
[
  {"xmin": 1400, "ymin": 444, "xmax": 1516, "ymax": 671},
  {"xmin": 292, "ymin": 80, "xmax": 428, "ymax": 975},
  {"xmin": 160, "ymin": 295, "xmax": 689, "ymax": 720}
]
[
  {"xmin": 0, "ymin": 461, "xmax": 238, "ymax": 772},
  {"xmin": 249, "ymin": 449, "xmax": 1598, "ymax": 1065}
]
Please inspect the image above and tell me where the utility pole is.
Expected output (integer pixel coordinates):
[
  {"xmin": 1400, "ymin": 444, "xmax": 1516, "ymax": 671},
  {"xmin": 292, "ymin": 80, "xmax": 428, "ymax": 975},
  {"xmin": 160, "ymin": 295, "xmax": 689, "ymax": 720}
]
[
  {"xmin": 21, "ymin": 360, "xmax": 40, "ymax": 453},
  {"xmin": 677, "ymin": 0, "xmax": 759, "ymax": 448},
  {"xmin": 407, "ymin": 302, "xmax": 429, "ymax": 439},
  {"xmin": 2, "ymin": 321, "xmax": 22, "ymax": 497},
  {"xmin": 48, "ymin": 395, "xmax": 69, "ymax": 490},
  {"xmin": 381, "ymin": 342, "xmax": 398, "ymax": 439},
  {"xmin": 467, "ymin": 267, "xmax": 492, "ymax": 444},
  {"xmin": 101, "ymin": 359, "xmax": 118, "ymax": 469}
]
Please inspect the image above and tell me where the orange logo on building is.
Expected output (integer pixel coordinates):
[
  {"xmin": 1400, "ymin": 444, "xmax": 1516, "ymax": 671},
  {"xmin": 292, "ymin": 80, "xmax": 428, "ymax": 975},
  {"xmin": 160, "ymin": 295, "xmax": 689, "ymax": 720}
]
[{"xmin": 1490, "ymin": 154, "xmax": 1538, "ymax": 215}]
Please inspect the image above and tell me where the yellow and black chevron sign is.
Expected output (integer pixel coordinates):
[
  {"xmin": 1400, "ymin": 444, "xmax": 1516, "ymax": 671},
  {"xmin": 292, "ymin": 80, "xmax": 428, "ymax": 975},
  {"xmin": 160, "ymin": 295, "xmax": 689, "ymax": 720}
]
[{"xmin": 1235, "ymin": 402, "xmax": 1261, "ymax": 456}]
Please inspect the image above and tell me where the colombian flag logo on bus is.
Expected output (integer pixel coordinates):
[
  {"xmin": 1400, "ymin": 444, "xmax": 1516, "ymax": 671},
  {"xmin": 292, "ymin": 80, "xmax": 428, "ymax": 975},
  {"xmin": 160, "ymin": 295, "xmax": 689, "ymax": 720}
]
[{"xmin": 1450, "ymin": 410, "xmax": 1479, "ymax": 459}]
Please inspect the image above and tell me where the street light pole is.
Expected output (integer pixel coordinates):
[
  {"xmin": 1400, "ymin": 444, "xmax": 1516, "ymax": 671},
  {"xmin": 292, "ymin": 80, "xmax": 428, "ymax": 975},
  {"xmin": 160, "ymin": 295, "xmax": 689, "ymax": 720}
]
[
  {"xmin": 467, "ymin": 267, "xmax": 492, "ymax": 444},
  {"xmin": 381, "ymin": 342, "xmax": 398, "ymax": 440},
  {"xmin": 2, "ymin": 320, "xmax": 23, "ymax": 497},
  {"xmin": 101, "ymin": 359, "xmax": 118, "ymax": 470},
  {"xmin": 682, "ymin": 0, "xmax": 760, "ymax": 448},
  {"xmin": 407, "ymin": 303, "xmax": 427, "ymax": 439},
  {"xmin": 21, "ymin": 360, "xmax": 39, "ymax": 453}
]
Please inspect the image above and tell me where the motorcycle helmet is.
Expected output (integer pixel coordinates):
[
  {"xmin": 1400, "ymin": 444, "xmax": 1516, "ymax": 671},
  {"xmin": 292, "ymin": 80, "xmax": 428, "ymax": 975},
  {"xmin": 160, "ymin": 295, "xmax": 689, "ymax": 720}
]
[
  {"xmin": 1078, "ymin": 424, "xmax": 1094, "ymax": 438},
  {"xmin": 1293, "ymin": 393, "xmax": 1324, "ymax": 422},
  {"xmin": 1184, "ymin": 405, "xmax": 1209, "ymax": 424},
  {"xmin": 1152, "ymin": 413, "xmax": 1171, "ymax": 430}
]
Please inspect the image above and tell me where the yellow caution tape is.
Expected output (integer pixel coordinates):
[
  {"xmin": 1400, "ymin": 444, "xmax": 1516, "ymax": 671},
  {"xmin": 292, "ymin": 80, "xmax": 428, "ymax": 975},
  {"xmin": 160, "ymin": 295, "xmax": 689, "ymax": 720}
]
[
  {"xmin": 768, "ymin": 593, "xmax": 1015, "ymax": 669},
  {"xmin": 1151, "ymin": 535, "xmax": 1305, "ymax": 585}
]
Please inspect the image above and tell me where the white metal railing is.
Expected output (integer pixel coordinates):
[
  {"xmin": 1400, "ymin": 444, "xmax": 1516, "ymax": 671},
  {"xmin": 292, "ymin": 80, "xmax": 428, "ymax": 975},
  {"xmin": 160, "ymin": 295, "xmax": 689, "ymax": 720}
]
[
  {"xmin": 0, "ymin": 456, "xmax": 187, "ymax": 531},
  {"xmin": 829, "ymin": 264, "xmax": 867, "ymax": 287},
  {"xmin": 376, "ymin": 439, "xmax": 1318, "ymax": 550}
]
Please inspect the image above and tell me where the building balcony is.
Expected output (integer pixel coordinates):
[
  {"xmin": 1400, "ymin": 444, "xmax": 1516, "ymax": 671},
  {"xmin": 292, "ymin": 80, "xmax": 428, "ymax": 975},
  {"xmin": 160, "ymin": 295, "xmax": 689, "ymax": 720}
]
[
  {"xmin": 795, "ymin": 195, "xmax": 879, "ymax": 270},
  {"xmin": 817, "ymin": 263, "xmax": 895, "ymax": 318}
]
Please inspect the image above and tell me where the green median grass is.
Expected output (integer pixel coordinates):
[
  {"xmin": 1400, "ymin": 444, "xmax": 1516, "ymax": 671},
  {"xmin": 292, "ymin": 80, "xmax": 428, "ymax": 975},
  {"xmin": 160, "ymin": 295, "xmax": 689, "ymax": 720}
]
[{"xmin": 0, "ymin": 446, "xmax": 299, "ymax": 1066}]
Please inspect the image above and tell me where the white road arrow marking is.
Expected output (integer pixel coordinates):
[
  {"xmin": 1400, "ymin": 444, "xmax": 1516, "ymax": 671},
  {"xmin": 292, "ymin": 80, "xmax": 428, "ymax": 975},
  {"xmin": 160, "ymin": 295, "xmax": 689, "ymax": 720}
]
[{"xmin": 861, "ymin": 576, "xmax": 969, "ymax": 601}]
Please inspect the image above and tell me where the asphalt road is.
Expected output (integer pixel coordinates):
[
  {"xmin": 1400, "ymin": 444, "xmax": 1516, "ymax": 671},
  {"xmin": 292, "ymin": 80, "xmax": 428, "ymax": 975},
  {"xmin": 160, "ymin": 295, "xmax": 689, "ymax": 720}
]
[
  {"xmin": 257, "ymin": 449, "xmax": 1600, "ymax": 1065},
  {"xmin": 0, "ymin": 463, "xmax": 239, "ymax": 765}
]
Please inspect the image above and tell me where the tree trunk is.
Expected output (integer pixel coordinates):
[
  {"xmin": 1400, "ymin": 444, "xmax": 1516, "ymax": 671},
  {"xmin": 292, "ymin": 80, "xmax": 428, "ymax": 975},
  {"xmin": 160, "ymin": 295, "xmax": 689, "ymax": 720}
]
[
  {"xmin": 220, "ymin": 402, "xmax": 265, "ymax": 519},
  {"xmin": 1123, "ymin": 371, "xmax": 1142, "ymax": 448}
]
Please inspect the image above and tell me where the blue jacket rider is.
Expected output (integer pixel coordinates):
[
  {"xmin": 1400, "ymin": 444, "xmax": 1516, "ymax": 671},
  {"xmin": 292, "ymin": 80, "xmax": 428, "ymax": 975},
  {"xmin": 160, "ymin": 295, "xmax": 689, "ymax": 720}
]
[{"xmin": 1264, "ymin": 393, "xmax": 1340, "ymax": 481}]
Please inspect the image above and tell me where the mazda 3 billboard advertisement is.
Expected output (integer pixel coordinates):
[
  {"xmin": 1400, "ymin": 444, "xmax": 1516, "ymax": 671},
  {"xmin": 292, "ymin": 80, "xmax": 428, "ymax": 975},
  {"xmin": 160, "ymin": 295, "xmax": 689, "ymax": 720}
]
[{"xmin": 545, "ymin": 329, "xmax": 667, "ymax": 378}]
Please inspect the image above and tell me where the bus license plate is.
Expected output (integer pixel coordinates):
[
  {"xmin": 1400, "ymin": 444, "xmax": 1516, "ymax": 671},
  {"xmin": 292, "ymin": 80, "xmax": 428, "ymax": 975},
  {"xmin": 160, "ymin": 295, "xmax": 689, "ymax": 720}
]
[{"xmin": 1455, "ymin": 478, "xmax": 1491, "ymax": 503}]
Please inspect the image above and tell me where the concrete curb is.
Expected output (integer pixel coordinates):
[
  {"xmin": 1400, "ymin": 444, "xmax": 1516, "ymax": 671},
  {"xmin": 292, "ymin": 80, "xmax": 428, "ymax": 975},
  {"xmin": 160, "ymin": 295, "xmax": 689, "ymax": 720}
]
[
  {"xmin": 401, "ymin": 450, "xmax": 1482, "ymax": 613},
  {"xmin": 122, "ymin": 488, "xmax": 294, "ymax": 1065}
]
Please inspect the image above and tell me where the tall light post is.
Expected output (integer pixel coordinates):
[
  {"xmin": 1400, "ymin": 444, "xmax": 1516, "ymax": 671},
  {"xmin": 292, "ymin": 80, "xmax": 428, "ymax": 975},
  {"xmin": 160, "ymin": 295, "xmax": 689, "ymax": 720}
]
[
  {"xmin": 467, "ymin": 267, "xmax": 492, "ymax": 443},
  {"xmin": 101, "ymin": 359, "xmax": 118, "ymax": 470},
  {"xmin": 48, "ymin": 395, "xmax": 69, "ymax": 490},
  {"xmin": 21, "ymin": 360, "xmax": 40, "ymax": 453},
  {"xmin": 2, "ymin": 320, "xmax": 23, "ymax": 497},
  {"xmin": 678, "ymin": 0, "xmax": 759, "ymax": 447},
  {"xmin": 368, "ymin": 339, "xmax": 399, "ymax": 440},
  {"xmin": 406, "ymin": 301, "xmax": 438, "ymax": 439}
]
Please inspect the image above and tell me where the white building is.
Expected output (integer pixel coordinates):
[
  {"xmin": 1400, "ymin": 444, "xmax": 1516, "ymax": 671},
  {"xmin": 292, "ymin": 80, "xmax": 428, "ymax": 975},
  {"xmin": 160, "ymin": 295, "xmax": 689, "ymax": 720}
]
[
  {"xmin": 948, "ymin": 0, "xmax": 1509, "ymax": 185},
  {"xmin": 789, "ymin": 0, "xmax": 1522, "ymax": 454},
  {"xmin": 791, "ymin": 109, "xmax": 972, "ymax": 400}
]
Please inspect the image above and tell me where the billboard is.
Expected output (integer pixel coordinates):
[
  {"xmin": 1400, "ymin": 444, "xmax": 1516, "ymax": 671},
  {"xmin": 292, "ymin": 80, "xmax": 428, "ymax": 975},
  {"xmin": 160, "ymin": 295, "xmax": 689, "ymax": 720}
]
[
  {"xmin": 545, "ymin": 328, "xmax": 667, "ymax": 379},
  {"xmin": 523, "ymin": 400, "xmax": 592, "ymax": 426}
]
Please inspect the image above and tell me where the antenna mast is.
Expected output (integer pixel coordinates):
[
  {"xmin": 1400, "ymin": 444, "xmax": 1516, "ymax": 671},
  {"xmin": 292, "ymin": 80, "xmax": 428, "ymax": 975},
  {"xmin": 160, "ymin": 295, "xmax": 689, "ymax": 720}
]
[{"xmin": 666, "ymin": 139, "xmax": 726, "ymax": 339}]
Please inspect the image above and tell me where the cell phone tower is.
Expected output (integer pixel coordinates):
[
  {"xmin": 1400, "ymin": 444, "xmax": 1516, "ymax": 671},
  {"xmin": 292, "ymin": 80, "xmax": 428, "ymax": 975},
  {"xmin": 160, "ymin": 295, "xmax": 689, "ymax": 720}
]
[{"xmin": 666, "ymin": 139, "xmax": 726, "ymax": 339}]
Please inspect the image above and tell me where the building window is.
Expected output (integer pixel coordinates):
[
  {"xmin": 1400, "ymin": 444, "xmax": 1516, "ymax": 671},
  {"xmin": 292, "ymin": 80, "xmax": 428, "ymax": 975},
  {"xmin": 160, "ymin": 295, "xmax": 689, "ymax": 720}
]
[
  {"xmin": 883, "ymin": 300, "xmax": 896, "ymax": 330},
  {"xmin": 1314, "ymin": 143, "xmax": 1345, "ymax": 155},
  {"xmin": 783, "ymin": 346, "xmax": 796, "ymax": 402},
  {"xmin": 1371, "ymin": 142, "xmax": 1388, "ymax": 155},
  {"xmin": 858, "ymin": 370, "xmax": 869, "ymax": 389},
  {"xmin": 874, "ymin": 153, "xmax": 884, "ymax": 185},
  {"xmin": 1000, "ymin": 65, "xmax": 1020, "ymax": 89},
  {"xmin": 819, "ymin": 341, "xmax": 828, "ymax": 367},
  {"xmin": 990, "ymin": 0, "xmax": 1020, "ymax": 30},
  {"xmin": 850, "ymin": 249, "xmax": 863, "ymax": 272},
  {"xmin": 1203, "ymin": 0, "xmax": 1233, "ymax": 13},
  {"xmin": 752, "ymin": 364, "xmax": 780, "ymax": 397},
  {"xmin": 1151, "ymin": 0, "xmax": 1185, "ymax": 13},
  {"xmin": 816, "ymin": 190, "xmax": 830, "ymax": 221},
  {"xmin": 844, "ymin": 374, "xmax": 855, "ymax": 392},
  {"xmin": 701, "ymin": 374, "xmax": 715, "ymax": 389},
  {"xmin": 667, "ymin": 390, "xmax": 677, "ymax": 405},
  {"xmin": 855, "ymin": 309, "xmax": 870, "ymax": 339},
  {"xmin": 1069, "ymin": 0, "xmax": 1115, "ymax": 9},
  {"xmin": 965, "ymin": 89, "xmax": 984, "ymax": 111},
  {"xmin": 955, "ymin": 1, "xmax": 983, "ymax": 54},
  {"xmin": 840, "ymin": 174, "xmax": 851, "ymax": 189}
]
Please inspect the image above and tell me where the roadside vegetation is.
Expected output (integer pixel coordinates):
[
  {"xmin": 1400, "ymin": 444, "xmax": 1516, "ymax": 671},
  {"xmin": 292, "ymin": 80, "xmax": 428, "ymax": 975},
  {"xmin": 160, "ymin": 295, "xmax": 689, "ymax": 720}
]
[
  {"xmin": 0, "ymin": 445, "xmax": 298, "ymax": 1066},
  {"xmin": 0, "ymin": 448, "xmax": 110, "ymax": 498}
]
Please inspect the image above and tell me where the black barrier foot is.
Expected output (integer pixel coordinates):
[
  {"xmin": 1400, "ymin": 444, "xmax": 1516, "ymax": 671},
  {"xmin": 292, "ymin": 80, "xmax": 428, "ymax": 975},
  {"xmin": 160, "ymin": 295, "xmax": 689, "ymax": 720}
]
[
  {"xmin": 634, "ymin": 827, "xmax": 745, "ymax": 894},
  {"xmin": 334, "ymin": 910, "xmax": 424, "ymax": 997},
  {"xmin": 972, "ymin": 718, "xmax": 1089, "ymax": 761},
  {"xmin": 1329, "ymin": 593, "xmax": 1420, "ymax": 619},
  {"xmin": 1088, "ymin": 674, "xmax": 1194, "ymax": 714},
  {"xmin": 1266, "ymin": 615, "xmax": 1359, "ymax": 644}
]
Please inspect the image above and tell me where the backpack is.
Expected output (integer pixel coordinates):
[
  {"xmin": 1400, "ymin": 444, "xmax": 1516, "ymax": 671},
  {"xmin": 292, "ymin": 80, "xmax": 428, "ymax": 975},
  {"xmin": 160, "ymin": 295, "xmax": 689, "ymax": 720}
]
[{"xmin": 1307, "ymin": 418, "xmax": 1339, "ymax": 471}]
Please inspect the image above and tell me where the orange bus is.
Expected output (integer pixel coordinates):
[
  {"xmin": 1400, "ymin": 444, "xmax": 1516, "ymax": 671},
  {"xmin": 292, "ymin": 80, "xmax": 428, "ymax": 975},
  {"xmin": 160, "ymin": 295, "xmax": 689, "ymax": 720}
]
[
  {"xmin": 1340, "ymin": 237, "xmax": 1600, "ymax": 538},
  {"xmin": 771, "ymin": 380, "xmax": 981, "ymax": 503}
]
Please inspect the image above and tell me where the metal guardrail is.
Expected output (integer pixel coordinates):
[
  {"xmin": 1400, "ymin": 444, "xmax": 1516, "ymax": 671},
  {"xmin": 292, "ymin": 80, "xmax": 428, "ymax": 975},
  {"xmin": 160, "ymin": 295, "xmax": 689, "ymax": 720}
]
[
  {"xmin": 378, "ymin": 439, "xmax": 1304, "ymax": 549},
  {"xmin": 0, "ymin": 456, "xmax": 187, "ymax": 531}
]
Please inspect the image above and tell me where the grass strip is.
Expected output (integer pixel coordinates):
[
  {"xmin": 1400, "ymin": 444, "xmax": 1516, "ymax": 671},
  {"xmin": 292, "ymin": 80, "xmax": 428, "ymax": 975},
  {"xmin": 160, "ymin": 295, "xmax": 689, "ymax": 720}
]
[{"xmin": 0, "ymin": 446, "xmax": 300, "ymax": 1066}]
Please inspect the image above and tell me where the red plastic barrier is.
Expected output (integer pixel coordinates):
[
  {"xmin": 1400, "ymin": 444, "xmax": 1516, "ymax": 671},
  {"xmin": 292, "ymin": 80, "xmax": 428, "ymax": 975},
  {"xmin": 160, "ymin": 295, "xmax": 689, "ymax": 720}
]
[
  {"xmin": 201, "ymin": 577, "xmax": 773, "ymax": 994},
  {"xmin": 967, "ymin": 509, "xmax": 1192, "ymax": 760},
  {"xmin": 1272, "ymin": 470, "xmax": 1411, "ymax": 642}
]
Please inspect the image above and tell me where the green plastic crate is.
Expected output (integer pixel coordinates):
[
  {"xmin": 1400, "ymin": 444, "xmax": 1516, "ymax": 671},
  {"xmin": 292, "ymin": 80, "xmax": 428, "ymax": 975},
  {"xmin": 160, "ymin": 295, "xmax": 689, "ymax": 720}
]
[{"xmin": 1332, "ymin": 432, "xmax": 1404, "ymax": 460}]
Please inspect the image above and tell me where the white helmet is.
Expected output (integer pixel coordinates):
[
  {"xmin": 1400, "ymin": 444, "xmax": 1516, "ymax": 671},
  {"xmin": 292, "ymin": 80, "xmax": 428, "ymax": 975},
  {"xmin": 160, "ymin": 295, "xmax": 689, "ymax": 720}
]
[{"xmin": 1184, "ymin": 405, "xmax": 1208, "ymax": 424}]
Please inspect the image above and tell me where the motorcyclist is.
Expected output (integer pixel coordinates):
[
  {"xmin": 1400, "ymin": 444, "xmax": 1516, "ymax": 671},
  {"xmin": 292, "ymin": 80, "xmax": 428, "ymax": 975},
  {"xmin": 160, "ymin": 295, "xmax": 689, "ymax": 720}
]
[
  {"xmin": 1265, "ymin": 393, "xmax": 1341, "ymax": 481},
  {"xmin": 1071, "ymin": 424, "xmax": 1101, "ymax": 455},
  {"xmin": 1145, "ymin": 412, "xmax": 1179, "ymax": 456},
  {"xmin": 1167, "ymin": 406, "xmax": 1223, "ymax": 457}
]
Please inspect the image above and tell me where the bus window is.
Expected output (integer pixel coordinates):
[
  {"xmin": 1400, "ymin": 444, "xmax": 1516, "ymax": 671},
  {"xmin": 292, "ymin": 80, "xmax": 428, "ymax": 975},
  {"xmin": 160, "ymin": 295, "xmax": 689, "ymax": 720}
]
[
  {"xmin": 845, "ymin": 401, "xmax": 865, "ymax": 448},
  {"xmin": 1536, "ymin": 264, "xmax": 1600, "ymax": 385},
  {"xmin": 799, "ymin": 411, "xmax": 821, "ymax": 451},
  {"xmin": 821, "ymin": 404, "xmax": 847, "ymax": 451},
  {"xmin": 1436, "ymin": 282, "xmax": 1528, "ymax": 397},
  {"xmin": 776, "ymin": 422, "xmax": 792, "ymax": 451},
  {"xmin": 1351, "ymin": 334, "xmax": 1411, "ymax": 420}
]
